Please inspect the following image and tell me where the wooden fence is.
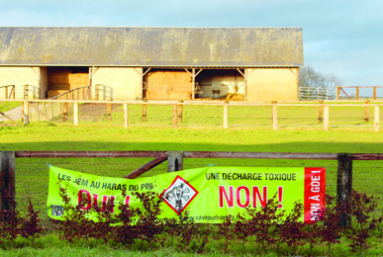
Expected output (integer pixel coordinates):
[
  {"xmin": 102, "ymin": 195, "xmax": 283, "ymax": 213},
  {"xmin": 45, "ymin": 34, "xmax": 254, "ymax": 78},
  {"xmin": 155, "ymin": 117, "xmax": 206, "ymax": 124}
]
[
  {"xmin": 337, "ymin": 86, "xmax": 383, "ymax": 100},
  {"xmin": 3, "ymin": 99, "xmax": 381, "ymax": 131},
  {"xmin": 1, "ymin": 150, "xmax": 383, "ymax": 226}
]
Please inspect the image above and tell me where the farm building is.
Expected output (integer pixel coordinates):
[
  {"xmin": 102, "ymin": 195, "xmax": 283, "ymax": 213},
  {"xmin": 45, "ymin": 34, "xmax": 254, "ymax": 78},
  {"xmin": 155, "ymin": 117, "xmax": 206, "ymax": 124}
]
[{"xmin": 0, "ymin": 27, "xmax": 303, "ymax": 101}]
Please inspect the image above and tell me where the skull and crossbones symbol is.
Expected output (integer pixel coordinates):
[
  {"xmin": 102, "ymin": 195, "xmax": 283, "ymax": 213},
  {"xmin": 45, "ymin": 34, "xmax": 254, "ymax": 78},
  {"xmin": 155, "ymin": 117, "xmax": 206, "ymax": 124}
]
[{"xmin": 164, "ymin": 183, "xmax": 190, "ymax": 213}]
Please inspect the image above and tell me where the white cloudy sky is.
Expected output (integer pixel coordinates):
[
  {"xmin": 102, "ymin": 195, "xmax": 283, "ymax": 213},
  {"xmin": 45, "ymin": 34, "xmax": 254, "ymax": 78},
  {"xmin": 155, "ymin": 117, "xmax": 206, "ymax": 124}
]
[{"xmin": 1, "ymin": 0, "xmax": 382, "ymax": 89}]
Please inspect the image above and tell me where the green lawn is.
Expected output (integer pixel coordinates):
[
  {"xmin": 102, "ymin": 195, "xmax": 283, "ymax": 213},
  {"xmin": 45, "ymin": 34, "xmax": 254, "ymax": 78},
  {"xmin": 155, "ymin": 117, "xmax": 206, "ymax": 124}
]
[{"xmin": 0, "ymin": 101, "xmax": 22, "ymax": 113}]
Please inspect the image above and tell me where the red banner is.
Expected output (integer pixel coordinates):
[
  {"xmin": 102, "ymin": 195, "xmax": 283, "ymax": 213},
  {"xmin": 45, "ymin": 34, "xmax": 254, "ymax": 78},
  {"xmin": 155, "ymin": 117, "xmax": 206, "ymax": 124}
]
[{"xmin": 304, "ymin": 167, "xmax": 326, "ymax": 223}]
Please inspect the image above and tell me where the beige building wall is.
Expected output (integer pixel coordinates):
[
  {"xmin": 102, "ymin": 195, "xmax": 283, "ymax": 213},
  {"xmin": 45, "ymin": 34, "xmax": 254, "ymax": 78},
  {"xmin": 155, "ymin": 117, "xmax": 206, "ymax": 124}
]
[
  {"xmin": 0, "ymin": 67, "xmax": 46, "ymax": 99},
  {"xmin": 246, "ymin": 68, "xmax": 299, "ymax": 102},
  {"xmin": 92, "ymin": 67, "xmax": 143, "ymax": 100}
]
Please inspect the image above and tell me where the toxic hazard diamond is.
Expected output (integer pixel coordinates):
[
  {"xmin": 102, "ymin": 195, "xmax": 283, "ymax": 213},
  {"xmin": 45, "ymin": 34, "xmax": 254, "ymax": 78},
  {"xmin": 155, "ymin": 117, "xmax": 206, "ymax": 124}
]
[{"xmin": 160, "ymin": 175, "xmax": 199, "ymax": 214}]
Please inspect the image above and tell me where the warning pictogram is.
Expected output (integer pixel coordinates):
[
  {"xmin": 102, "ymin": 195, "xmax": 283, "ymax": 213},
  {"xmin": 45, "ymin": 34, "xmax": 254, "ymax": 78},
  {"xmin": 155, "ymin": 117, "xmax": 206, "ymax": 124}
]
[{"xmin": 160, "ymin": 175, "xmax": 199, "ymax": 214}]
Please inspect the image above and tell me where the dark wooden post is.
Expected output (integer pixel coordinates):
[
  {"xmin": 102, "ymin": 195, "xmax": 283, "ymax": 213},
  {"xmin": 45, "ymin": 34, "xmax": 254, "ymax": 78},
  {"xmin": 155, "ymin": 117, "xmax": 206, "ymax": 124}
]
[
  {"xmin": 107, "ymin": 103, "xmax": 112, "ymax": 121},
  {"xmin": 318, "ymin": 100, "xmax": 324, "ymax": 122},
  {"xmin": 142, "ymin": 104, "xmax": 147, "ymax": 122},
  {"xmin": 0, "ymin": 151, "xmax": 16, "ymax": 213},
  {"xmin": 337, "ymin": 153, "xmax": 353, "ymax": 227},
  {"xmin": 364, "ymin": 100, "xmax": 369, "ymax": 122},
  {"xmin": 173, "ymin": 104, "xmax": 178, "ymax": 129},
  {"xmin": 168, "ymin": 151, "xmax": 184, "ymax": 172},
  {"xmin": 63, "ymin": 102, "xmax": 68, "ymax": 122},
  {"xmin": 373, "ymin": 87, "xmax": 377, "ymax": 100}
]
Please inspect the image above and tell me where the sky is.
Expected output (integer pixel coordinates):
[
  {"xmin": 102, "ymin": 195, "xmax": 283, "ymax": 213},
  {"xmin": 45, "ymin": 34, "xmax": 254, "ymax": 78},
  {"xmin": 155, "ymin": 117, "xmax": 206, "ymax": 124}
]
[{"xmin": 0, "ymin": 0, "xmax": 382, "ymax": 95}]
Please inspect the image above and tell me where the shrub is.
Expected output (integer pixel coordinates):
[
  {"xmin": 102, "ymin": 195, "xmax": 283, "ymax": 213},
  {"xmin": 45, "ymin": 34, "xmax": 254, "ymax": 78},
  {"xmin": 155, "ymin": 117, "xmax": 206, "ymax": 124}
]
[
  {"xmin": 347, "ymin": 191, "xmax": 383, "ymax": 255},
  {"xmin": 0, "ymin": 189, "xmax": 42, "ymax": 245}
]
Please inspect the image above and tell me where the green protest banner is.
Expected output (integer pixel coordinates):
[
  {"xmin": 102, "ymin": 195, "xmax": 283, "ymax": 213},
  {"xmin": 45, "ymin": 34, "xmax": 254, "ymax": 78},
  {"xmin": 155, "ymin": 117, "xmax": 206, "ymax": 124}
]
[{"xmin": 47, "ymin": 165, "xmax": 326, "ymax": 223}]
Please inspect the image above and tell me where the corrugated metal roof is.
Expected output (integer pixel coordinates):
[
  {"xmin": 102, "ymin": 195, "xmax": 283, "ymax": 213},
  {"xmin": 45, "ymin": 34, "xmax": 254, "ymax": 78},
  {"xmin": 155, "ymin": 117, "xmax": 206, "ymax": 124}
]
[{"xmin": 0, "ymin": 27, "xmax": 303, "ymax": 67}]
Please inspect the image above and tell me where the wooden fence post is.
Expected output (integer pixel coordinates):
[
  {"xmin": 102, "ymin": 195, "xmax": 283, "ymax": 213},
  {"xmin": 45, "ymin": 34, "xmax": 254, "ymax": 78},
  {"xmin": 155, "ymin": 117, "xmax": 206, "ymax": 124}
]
[
  {"xmin": 50, "ymin": 102, "xmax": 54, "ymax": 119},
  {"xmin": 178, "ymin": 101, "xmax": 183, "ymax": 123},
  {"xmin": 364, "ymin": 100, "xmax": 370, "ymax": 122},
  {"xmin": 63, "ymin": 102, "xmax": 68, "ymax": 122},
  {"xmin": 73, "ymin": 102, "xmax": 78, "ymax": 126},
  {"xmin": 107, "ymin": 103, "xmax": 112, "ymax": 122},
  {"xmin": 123, "ymin": 104, "xmax": 128, "ymax": 128},
  {"xmin": 318, "ymin": 100, "xmax": 324, "ymax": 122},
  {"xmin": 0, "ymin": 151, "xmax": 16, "ymax": 214},
  {"xmin": 168, "ymin": 151, "xmax": 184, "ymax": 172},
  {"xmin": 23, "ymin": 101, "xmax": 29, "ymax": 125},
  {"xmin": 324, "ymin": 105, "xmax": 329, "ymax": 131},
  {"xmin": 24, "ymin": 85, "xmax": 29, "ymax": 99},
  {"xmin": 271, "ymin": 101, "xmax": 277, "ymax": 120},
  {"xmin": 223, "ymin": 104, "xmax": 228, "ymax": 129},
  {"xmin": 337, "ymin": 153, "xmax": 353, "ymax": 227},
  {"xmin": 373, "ymin": 87, "xmax": 377, "ymax": 100},
  {"xmin": 374, "ymin": 106, "xmax": 380, "ymax": 132},
  {"xmin": 356, "ymin": 87, "xmax": 359, "ymax": 100},
  {"xmin": 142, "ymin": 104, "xmax": 147, "ymax": 122},
  {"xmin": 96, "ymin": 84, "xmax": 100, "ymax": 100},
  {"xmin": 272, "ymin": 105, "xmax": 277, "ymax": 130},
  {"xmin": 37, "ymin": 103, "xmax": 40, "ymax": 121},
  {"xmin": 173, "ymin": 104, "xmax": 178, "ymax": 129},
  {"xmin": 336, "ymin": 86, "xmax": 340, "ymax": 100}
]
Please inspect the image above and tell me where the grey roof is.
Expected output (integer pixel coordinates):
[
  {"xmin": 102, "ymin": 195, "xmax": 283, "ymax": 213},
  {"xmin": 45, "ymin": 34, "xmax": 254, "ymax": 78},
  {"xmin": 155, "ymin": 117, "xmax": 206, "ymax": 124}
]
[{"xmin": 0, "ymin": 27, "xmax": 303, "ymax": 67}]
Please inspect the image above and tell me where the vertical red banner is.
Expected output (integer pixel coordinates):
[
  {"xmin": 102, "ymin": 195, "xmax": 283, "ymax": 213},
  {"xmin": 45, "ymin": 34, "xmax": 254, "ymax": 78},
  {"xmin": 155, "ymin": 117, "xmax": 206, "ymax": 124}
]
[{"xmin": 304, "ymin": 167, "xmax": 326, "ymax": 223}]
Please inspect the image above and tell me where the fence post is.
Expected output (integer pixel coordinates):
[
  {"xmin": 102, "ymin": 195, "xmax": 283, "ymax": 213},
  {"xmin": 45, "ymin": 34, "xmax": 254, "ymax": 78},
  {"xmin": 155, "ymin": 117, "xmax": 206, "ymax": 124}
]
[
  {"xmin": 374, "ymin": 106, "xmax": 380, "ymax": 132},
  {"xmin": 318, "ymin": 100, "xmax": 324, "ymax": 122},
  {"xmin": 272, "ymin": 105, "xmax": 277, "ymax": 130},
  {"xmin": 324, "ymin": 105, "xmax": 329, "ymax": 131},
  {"xmin": 336, "ymin": 86, "xmax": 340, "ymax": 100},
  {"xmin": 223, "ymin": 104, "xmax": 228, "ymax": 129},
  {"xmin": 123, "ymin": 103, "xmax": 128, "ymax": 128},
  {"xmin": 12, "ymin": 86, "xmax": 15, "ymax": 99},
  {"xmin": 50, "ymin": 102, "xmax": 54, "ymax": 119},
  {"xmin": 73, "ymin": 102, "xmax": 78, "ymax": 126},
  {"xmin": 168, "ymin": 151, "xmax": 183, "ymax": 172},
  {"xmin": 173, "ymin": 104, "xmax": 178, "ymax": 129},
  {"xmin": 23, "ymin": 101, "xmax": 29, "ymax": 125},
  {"xmin": 178, "ymin": 100, "xmax": 183, "ymax": 123},
  {"xmin": 96, "ymin": 84, "xmax": 100, "ymax": 100},
  {"xmin": 24, "ymin": 84, "xmax": 29, "ymax": 99},
  {"xmin": 107, "ymin": 103, "xmax": 112, "ymax": 122},
  {"xmin": 373, "ymin": 87, "xmax": 377, "ymax": 100},
  {"xmin": 142, "ymin": 104, "xmax": 147, "ymax": 122},
  {"xmin": 337, "ymin": 153, "xmax": 353, "ymax": 227},
  {"xmin": 356, "ymin": 87, "xmax": 359, "ymax": 100},
  {"xmin": 37, "ymin": 103, "xmax": 40, "ymax": 121},
  {"xmin": 63, "ymin": 102, "xmax": 68, "ymax": 122},
  {"xmin": 364, "ymin": 100, "xmax": 370, "ymax": 122},
  {"xmin": 0, "ymin": 151, "xmax": 16, "ymax": 214},
  {"xmin": 5, "ymin": 86, "xmax": 8, "ymax": 99}
]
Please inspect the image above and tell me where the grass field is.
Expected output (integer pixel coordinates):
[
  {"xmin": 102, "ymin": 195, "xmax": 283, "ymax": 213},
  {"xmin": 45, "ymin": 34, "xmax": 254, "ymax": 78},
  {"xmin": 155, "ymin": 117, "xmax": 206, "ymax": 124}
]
[
  {"xmin": 1, "ymin": 119, "xmax": 383, "ymax": 255},
  {"xmin": 0, "ymin": 101, "xmax": 22, "ymax": 113}
]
